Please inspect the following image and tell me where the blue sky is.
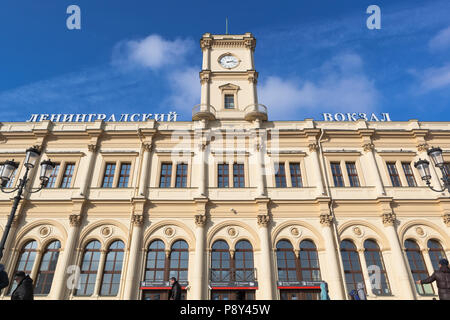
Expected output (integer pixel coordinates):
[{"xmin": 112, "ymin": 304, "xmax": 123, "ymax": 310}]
[{"xmin": 0, "ymin": 0, "xmax": 450, "ymax": 122}]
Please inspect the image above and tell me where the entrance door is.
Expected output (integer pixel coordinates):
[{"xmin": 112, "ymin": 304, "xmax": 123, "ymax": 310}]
[
  {"xmin": 142, "ymin": 290, "xmax": 187, "ymax": 300},
  {"xmin": 279, "ymin": 289, "xmax": 320, "ymax": 300},
  {"xmin": 211, "ymin": 290, "xmax": 255, "ymax": 300}
]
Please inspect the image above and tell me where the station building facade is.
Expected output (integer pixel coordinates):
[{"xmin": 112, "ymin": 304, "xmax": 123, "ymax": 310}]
[{"xmin": 0, "ymin": 33, "xmax": 449, "ymax": 300}]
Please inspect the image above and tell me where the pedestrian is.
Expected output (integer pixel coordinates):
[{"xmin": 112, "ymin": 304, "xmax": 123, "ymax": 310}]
[
  {"xmin": 416, "ymin": 258, "xmax": 450, "ymax": 300},
  {"xmin": 168, "ymin": 277, "xmax": 182, "ymax": 300},
  {"xmin": 356, "ymin": 282, "xmax": 367, "ymax": 300},
  {"xmin": 11, "ymin": 271, "xmax": 33, "ymax": 300},
  {"xmin": 0, "ymin": 264, "xmax": 9, "ymax": 291},
  {"xmin": 320, "ymin": 282, "xmax": 330, "ymax": 300}
]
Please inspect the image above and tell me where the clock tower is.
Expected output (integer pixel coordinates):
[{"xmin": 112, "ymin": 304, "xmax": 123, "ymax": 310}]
[{"xmin": 193, "ymin": 33, "xmax": 267, "ymax": 122}]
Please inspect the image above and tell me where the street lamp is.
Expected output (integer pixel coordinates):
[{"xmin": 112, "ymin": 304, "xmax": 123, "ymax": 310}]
[
  {"xmin": 414, "ymin": 147, "xmax": 450, "ymax": 193},
  {"xmin": 0, "ymin": 147, "xmax": 55, "ymax": 261}
]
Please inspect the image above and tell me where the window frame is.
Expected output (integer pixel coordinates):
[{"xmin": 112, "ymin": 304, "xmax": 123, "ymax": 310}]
[
  {"xmin": 100, "ymin": 240, "xmax": 125, "ymax": 296},
  {"xmin": 401, "ymin": 162, "xmax": 417, "ymax": 187},
  {"xmin": 345, "ymin": 162, "xmax": 360, "ymax": 187},
  {"xmin": 404, "ymin": 239, "xmax": 434, "ymax": 296},
  {"xmin": 34, "ymin": 240, "xmax": 61, "ymax": 296}
]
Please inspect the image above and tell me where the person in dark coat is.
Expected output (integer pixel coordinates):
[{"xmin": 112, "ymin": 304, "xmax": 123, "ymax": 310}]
[
  {"xmin": 11, "ymin": 271, "xmax": 34, "ymax": 300},
  {"xmin": 169, "ymin": 277, "xmax": 182, "ymax": 300},
  {"xmin": 0, "ymin": 264, "xmax": 9, "ymax": 291},
  {"xmin": 416, "ymin": 258, "xmax": 450, "ymax": 300}
]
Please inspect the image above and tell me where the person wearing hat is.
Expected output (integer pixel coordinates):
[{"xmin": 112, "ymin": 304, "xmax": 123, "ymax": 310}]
[
  {"xmin": 11, "ymin": 271, "xmax": 34, "ymax": 300},
  {"xmin": 0, "ymin": 264, "xmax": 9, "ymax": 292},
  {"xmin": 416, "ymin": 258, "xmax": 450, "ymax": 300}
]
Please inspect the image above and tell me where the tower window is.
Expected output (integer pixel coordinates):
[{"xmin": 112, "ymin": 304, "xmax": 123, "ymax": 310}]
[{"xmin": 224, "ymin": 94, "xmax": 235, "ymax": 109}]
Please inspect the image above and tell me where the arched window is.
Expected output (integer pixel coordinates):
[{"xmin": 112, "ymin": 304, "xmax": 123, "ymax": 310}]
[
  {"xmin": 211, "ymin": 240, "xmax": 231, "ymax": 282},
  {"xmin": 276, "ymin": 240, "xmax": 297, "ymax": 281},
  {"xmin": 9, "ymin": 240, "xmax": 38, "ymax": 294},
  {"xmin": 299, "ymin": 240, "xmax": 321, "ymax": 281},
  {"xmin": 76, "ymin": 240, "xmax": 101, "ymax": 296},
  {"xmin": 145, "ymin": 240, "xmax": 166, "ymax": 281},
  {"xmin": 404, "ymin": 239, "xmax": 434, "ymax": 295},
  {"xmin": 235, "ymin": 240, "xmax": 255, "ymax": 281},
  {"xmin": 340, "ymin": 240, "xmax": 364, "ymax": 294},
  {"xmin": 427, "ymin": 239, "xmax": 447, "ymax": 271},
  {"xmin": 169, "ymin": 240, "xmax": 189, "ymax": 281},
  {"xmin": 100, "ymin": 240, "xmax": 124, "ymax": 296},
  {"xmin": 35, "ymin": 240, "xmax": 61, "ymax": 295},
  {"xmin": 363, "ymin": 239, "xmax": 391, "ymax": 295}
]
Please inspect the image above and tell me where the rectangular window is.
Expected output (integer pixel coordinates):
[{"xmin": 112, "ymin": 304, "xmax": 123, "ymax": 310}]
[
  {"xmin": 224, "ymin": 94, "xmax": 235, "ymax": 109},
  {"xmin": 402, "ymin": 162, "xmax": 417, "ymax": 187},
  {"xmin": 387, "ymin": 162, "xmax": 402, "ymax": 187},
  {"xmin": 117, "ymin": 163, "xmax": 131, "ymax": 188},
  {"xmin": 275, "ymin": 163, "xmax": 287, "ymax": 188},
  {"xmin": 346, "ymin": 162, "xmax": 360, "ymax": 187},
  {"xmin": 289, "ymin": 163, "xmax": 302, "ymax": 187},
  {"xmin": 175, "ymin": 163, "xmax": 188, "ymax": 188},
  {"xmin": 443, "ymin": 163, "xmax": 450, "ymax": 181},
  {"xmin": 233, "ymin": 163, "xmax": 245, "ymax": 188},
  {"xmin": 60, "ymin": 163, "xmax": 75, "ymax": 188},
  {"xmin": 6, "ymin": 168, "xmax": 17, "ymax": 188},
  {"xmin": 218, "ymin": 164, "xmax": 229, "ymax": 188},
  {"xmin": 102, "ymin": 163, "xmax": 116, "ymax": 188},
  {"xmin": 159, "ymin": 163, "xmax": 172, "ymax": 188},
  {"xmin": 331, "ymin": 162, "xmax": 344, "ymax": 187},
  {"xmin": 45, "ymin": 163, "xmax": 60, "ymax": 188}
]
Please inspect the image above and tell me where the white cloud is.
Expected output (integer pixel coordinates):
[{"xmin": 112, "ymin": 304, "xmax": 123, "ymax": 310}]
[
  {"xmin": 259, "ymin": 53, "xmax": 379, "ymax": 120},
  {"xmin": 429, "ymin": 26, "xmax": 450, "ymax": 51},
  {"xmin": 165, "ymin": 67, "xmax": 200, "ymax": 111},
  {"xmin": 112, "ymin": 34, "xmax": 194, "ymax": 70},
  {"xmin": 415, "ymin": 64, "xmax": 450, "ymax": 92}
]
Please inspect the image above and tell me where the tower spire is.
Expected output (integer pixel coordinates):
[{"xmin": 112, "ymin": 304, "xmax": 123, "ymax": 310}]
[{"xmin": 226, "ymin": 17, "xmax": 228, "ymax": 35}]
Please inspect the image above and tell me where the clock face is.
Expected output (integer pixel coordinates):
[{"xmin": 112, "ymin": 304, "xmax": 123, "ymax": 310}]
[{"xmin": 219, "ymin": 55, "xmax": 239, "ymax": 69}]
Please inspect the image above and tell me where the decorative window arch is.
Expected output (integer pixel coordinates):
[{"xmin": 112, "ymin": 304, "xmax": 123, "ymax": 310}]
[
  {"xmin": 299, "ymin": 240, "xmax": 321, "ymax": 281},
  {"xmin": 35, "ymin": 240, "xmax": 61, "ymax": 295},
  {"xmin": 340, "ymin": 240, "xmax": 364, "ymax": 294},
  {"xmin": 169, "ymin": 240, "xmax": 189, "ymax": 281},
  {"xmin": 211, "ymin": 240, "xmax": 231, "ymax": 282},
  {"xmin": 276, "ymin": 240, "xmax": 297, "ymax": 281},
  {"xmin": 363, "ymin": 239, "xmax": 391, "ymax": 295},
  {"xmin": 427, "ymin": 239, "xmax": 447, "ymax": 271},
  {"xmin": 9, "ymin": 240, "xmax": 38, "ymax": 294},
  {"xmin": 145, "ymin": 240, "xmax": 166, "ymax": 281},
  {"xmin": 235, "ymin": 240, "xmax": 254, "ymax": 281},
  {"xmin": 404, "ymin": 239, "xmax": 434, "ymax": 295},
  {"xmin": 75, "ymin": 240, "xmax": 101, "ymax": 296},
  {"xmin": 100, "ymin": 240, "xmax": 124, "ymax": 296}
]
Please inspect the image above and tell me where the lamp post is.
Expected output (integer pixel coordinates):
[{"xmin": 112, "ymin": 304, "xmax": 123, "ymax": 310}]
[
  {"xmin": 414, "ymin": 147, "xmax": 450, "ymax": 193},
  {"xmin": 0, "ymin": 147, "xmax": 55, "ymax": 261}
]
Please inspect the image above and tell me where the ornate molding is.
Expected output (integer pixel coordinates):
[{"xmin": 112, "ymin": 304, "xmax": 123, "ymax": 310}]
[
  {"xmin": 257, "ymin": 214, "xmax": 270, "ymax": 227},
  {"xmin": 195, "ymin": 214, "xmax": 207, "ymax": 227},
  {"xmin": 244, "ymin": 38, "xmax": 256, "ymax": 50},
  {"xmin": 69, "ymin": 214, "xmax": 82, "ymax": 227},
  {"xmin": 382, "ymin": 212, "xmax": 396, "ymax": 226},
  {"xmin": 319, "ymin": 213, "xmax": 333, "ymax": 227},
  {"xmin": 143, "ymin": 143, "xmax": 153, "ymax": 152},
  {"xmin": 308, "ymin": 143, "xmax": 318, "ymax": 152},
  {"xmin": 417, "ymin": 143, "xmax": 429, "ymax": 152},
  {"xmin": 362, "ymin": 143, "xmax": 375, "ymax": 152},
  {"xmin": 247, "ymin": 70, "xmax": 258, "ymax": 84},
  {"xmin": 200, "ymin": 38, "xmax": 212, "ymax": 49},
  {"xmin": 200, "ymin": 70, "xmax": 211, "ymax": 84},
  {"xmin": 443, "ymin": 213, "xmax": 450, "ymax": 227},
  {"xmin": 131, "ymin": 214, "xmax": 144, "ymax": 226},
  {"xmin": 87, "ymin": 144, "xmax": 98, "ymax": 152}
]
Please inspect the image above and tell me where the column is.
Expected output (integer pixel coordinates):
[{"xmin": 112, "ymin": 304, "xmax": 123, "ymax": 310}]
[
  {"xmin": 319, "ymin": 213, "xmax": 345, "ymax": 300},
  {"xmin": 257, "ymin": 214, "xmax": 274, "ymax": 299},
  {"xmin": 382, "ymin": 212, "xmax": 416, "ymax": 299},
  {"xmin": 362, "ymin": 143, "xmax": 385, "ymax": 196},
  {"xmin": 0, "ymin": 215, "xmax": 19, "ymax": 265},
  {"xmin": 52, "ymin": 214, "xmax": 82, "ymax": 299},
  {"xmin": 254, "ymin": 131, "xmax": 266, "ymax": 197},
  {"xmin": 123, "ymin": 214, "xmax": 144, "ymax": 300},
  {"xmin": 422, "ymin": 248, "xmax": 439, "ymax": 294},
  {"xmin": 309, "ymin": 144, "xmax": 325, "ymax": 196},
  {"xmin": 138, "ymin": 144, "xmax": 152, "ymax": 197},
  {"xmin": 92, "ymin": 249, "xmax": 108, "ymax": 298},
  {"xmin": 191, "ymin": 214, "xmax": 206, "ymax": 300},
  {"xmin": 79, "ymin": 144, "xmax": 98, "ymax": 197},
  {"xmin": 358, "ymin": 248, "xmax": 373, "ymax": 297},
  {"xmin": 197, "ymin": 141, "xmax": 207, "ymax": 197},
  {"xmin": 30, "ymin": 249, "xmax": 44, "ymax": 282}
]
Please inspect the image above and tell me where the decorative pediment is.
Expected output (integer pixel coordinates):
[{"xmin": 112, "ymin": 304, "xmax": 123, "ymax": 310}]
[{"xmin": 218, "ymin": 83, "xmax": 240, "ymax": 91}]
